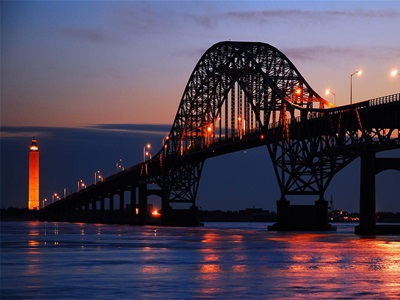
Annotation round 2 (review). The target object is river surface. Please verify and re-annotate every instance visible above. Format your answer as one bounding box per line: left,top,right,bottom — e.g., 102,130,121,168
1,221,399,299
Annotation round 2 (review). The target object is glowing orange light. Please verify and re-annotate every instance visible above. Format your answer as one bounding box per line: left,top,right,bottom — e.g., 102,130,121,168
28,137,40,210
295,88,302,95
260,134,265,140
207,126,212,132
151,209,160,217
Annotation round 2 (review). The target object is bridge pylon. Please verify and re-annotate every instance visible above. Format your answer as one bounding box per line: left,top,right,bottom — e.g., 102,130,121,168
268,197,335,231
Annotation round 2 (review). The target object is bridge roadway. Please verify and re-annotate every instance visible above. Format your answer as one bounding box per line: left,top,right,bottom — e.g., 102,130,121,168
42,93,400,233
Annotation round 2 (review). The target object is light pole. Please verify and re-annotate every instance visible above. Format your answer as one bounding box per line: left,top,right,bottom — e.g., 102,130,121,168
42,198,47,209
52,193,60,204
350,70,362,104
63,188,68,199
78,179,86,192
94,170,103,184
162,136,169,153
143,144,151,162
115,159,124,173
325,89,336,106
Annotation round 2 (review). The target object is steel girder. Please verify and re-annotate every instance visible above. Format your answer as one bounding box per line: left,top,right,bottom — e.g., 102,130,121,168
150,41,340,205
150,41,399,206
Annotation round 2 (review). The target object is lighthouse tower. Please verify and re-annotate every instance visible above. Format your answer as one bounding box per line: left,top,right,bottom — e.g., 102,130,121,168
28,137,40,210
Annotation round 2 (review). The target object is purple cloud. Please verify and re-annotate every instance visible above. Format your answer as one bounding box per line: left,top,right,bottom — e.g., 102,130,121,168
60,27,114,44
190,8,399,28
283,45,400,61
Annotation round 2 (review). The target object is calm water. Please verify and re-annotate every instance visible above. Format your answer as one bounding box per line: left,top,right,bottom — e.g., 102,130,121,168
1,221,399,299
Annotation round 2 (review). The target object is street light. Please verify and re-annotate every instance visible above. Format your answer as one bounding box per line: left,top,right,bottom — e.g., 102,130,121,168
350,70,362,104
78,179,86,192
115,159,124,173
325,89,336,106
162,136,170,154
391,69,400,77
94,170,103,184
52,193,60,204
42,198,47,209
143,144,151,162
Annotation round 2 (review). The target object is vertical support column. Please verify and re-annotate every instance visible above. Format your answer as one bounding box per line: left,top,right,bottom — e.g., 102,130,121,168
91,199,96,222
109,194,114,211
100,197,105,222
356,151,376,234
225,90,229,140
119,191,125,211
130,186,137,220
275,197,290,230
231,85,235,140
84,201,90,222
138,183,147,225
161,191,172,225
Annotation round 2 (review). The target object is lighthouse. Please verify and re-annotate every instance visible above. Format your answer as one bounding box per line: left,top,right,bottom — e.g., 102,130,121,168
28,137,40,210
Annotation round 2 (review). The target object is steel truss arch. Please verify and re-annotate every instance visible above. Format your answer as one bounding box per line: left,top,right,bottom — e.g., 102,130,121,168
151,41,340,205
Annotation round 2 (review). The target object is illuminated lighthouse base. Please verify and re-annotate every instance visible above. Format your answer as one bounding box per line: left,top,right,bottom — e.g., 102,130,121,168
28,137,40,210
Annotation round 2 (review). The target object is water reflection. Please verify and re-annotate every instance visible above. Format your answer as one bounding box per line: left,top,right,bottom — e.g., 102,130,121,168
1,221,400,299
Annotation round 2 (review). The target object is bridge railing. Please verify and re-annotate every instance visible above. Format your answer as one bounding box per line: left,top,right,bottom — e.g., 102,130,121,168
368,93,400,107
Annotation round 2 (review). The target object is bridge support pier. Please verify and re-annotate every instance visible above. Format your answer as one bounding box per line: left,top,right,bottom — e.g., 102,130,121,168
138,183,148,225
355,151,376,235
355,154,400,235
268,197,335,231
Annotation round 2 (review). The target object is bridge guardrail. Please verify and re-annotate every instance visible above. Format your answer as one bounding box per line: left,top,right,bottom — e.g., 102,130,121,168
368,93,400,107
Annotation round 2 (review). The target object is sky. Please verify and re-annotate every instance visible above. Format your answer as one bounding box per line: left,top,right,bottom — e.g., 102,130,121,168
1,0,400,213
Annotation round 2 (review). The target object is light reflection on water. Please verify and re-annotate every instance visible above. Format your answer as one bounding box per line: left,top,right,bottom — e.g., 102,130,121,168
1,221,399,299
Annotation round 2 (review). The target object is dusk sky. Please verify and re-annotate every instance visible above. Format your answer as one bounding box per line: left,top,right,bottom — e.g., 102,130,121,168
1,1,399,212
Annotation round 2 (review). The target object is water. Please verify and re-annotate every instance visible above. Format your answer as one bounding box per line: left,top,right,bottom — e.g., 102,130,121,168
1,221,399,299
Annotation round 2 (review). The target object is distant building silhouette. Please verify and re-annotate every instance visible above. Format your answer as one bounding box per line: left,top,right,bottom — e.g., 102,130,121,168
28,137,39,210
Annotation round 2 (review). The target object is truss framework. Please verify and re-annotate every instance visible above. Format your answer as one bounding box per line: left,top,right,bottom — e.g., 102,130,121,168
145,41,399,207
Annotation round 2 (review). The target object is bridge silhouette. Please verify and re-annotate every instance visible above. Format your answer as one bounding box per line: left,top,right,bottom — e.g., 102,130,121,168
41,41,400,234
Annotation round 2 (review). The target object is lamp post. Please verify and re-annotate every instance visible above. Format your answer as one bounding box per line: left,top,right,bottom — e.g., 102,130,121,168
143,144,151,162
42,198,47,209
52,193,60,204
78,179,86,192
94,170,103,184
325,89,336,106
115,159,124,173
63,188,68,199
391,69,400,77
162,136,169,155
350,70,362,104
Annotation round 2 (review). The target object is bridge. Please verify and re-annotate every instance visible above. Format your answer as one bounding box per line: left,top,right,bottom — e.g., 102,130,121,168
41,41,400,234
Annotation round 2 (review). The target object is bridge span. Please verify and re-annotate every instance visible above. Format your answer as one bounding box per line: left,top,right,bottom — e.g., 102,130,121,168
41,41,400,234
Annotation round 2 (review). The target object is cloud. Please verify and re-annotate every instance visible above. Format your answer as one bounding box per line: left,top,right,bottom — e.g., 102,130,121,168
223,8,399,23
1,124,171,140
59,27,114,44
0,127,53,139
189,8,399,29
88,124,171,136
282,45,400,61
